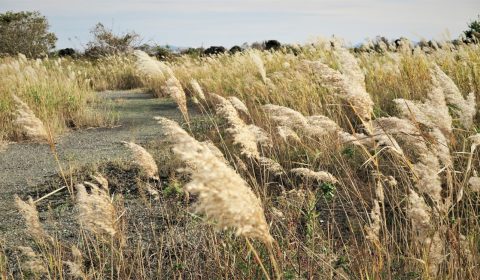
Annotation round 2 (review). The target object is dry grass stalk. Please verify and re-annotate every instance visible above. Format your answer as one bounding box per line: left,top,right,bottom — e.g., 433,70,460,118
133,50,165,80
357,114,449,272
394,73,452,136
262,104,308,130
276,125,301,144
163,77,189,122
305,115,346,138
381,75,457,276
134,50,174,76
263,104,346,140
426,231,445,276
234,154,249,173
176,142,273,244
211,94,244,127
156,116,214,171
249,52,267,83
90,173,109,189
64,261,86,279
431,64,476,128
353,131,404,155
290,167,338,184
159,116,273,244
468,176,480,192
190,79,206,101
407,189,433,237
76,182,117,237
263,104,399,154
365,199,382,244
122,141,159,180
333,44,366,89
374,117,445,207
407,189,444,276
17,246,47,276
201,140,228,163
306,60,373,123
11,94,48,142
64,245,86,278
155,116,191,139
227,96,251,119
245,124,272,148
229,125,262,158
213,94,270,158
258,156,285,176
469,133,480,151
365,178,386,246
14,195,49,241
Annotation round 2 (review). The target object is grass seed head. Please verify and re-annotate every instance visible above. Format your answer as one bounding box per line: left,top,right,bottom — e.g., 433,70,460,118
76,182,117,237
11,94,49,142
160,117,273,244
122,141,159,180
290,167,338,184
14,195,49,241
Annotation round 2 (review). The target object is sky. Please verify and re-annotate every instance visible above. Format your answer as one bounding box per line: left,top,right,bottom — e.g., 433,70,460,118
1,0,479,49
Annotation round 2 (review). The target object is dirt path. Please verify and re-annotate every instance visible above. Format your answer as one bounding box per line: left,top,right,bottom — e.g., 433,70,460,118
0,90,189,243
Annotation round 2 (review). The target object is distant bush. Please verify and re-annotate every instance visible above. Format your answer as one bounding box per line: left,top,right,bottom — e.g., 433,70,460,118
283,44,301,56
204,46,226,56
58,48,76,57
85,23,140,58
250,41,265,50
181,47,204,58
265,40,281,51
154,46,174,60
229,45,242,54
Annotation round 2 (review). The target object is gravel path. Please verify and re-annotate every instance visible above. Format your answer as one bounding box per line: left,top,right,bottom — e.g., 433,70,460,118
0,90,189,243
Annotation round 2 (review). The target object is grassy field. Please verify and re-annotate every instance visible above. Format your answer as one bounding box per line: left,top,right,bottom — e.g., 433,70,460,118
1,39,480,279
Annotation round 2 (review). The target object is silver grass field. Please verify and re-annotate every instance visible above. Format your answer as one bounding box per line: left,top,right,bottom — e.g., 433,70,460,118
1,38,480,279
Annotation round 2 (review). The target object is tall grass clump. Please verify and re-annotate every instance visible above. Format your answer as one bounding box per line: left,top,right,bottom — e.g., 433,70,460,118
0,55,112,141
143,39,480,278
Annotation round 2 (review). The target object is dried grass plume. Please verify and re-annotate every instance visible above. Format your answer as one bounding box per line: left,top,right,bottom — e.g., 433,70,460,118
11,94,49,142
122,141,159,180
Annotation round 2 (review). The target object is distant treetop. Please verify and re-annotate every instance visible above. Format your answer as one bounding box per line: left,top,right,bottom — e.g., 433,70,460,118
464,15,480,42
0,11,57,58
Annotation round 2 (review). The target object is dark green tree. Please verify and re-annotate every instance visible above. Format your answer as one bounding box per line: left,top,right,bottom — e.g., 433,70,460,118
464,15,480,42
0,11,57,58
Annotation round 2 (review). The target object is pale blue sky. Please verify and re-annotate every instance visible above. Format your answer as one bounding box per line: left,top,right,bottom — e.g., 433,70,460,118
1,0,479,49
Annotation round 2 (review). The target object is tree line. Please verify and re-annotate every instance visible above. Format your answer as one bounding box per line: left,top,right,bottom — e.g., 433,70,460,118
1,10,479,59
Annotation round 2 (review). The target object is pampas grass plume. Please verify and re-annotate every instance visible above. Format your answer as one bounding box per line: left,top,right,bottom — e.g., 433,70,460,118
159,116,273,244
15,195,49,241
122,141,159,180
11,94,49,142
76,182,117,237
249,52,267,83
290,167,338,184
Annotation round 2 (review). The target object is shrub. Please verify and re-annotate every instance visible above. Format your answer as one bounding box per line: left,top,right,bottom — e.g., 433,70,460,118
58,48,76,57
84,23,140,58
229,45,242,54
265,40,281,51
204,46,226,56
